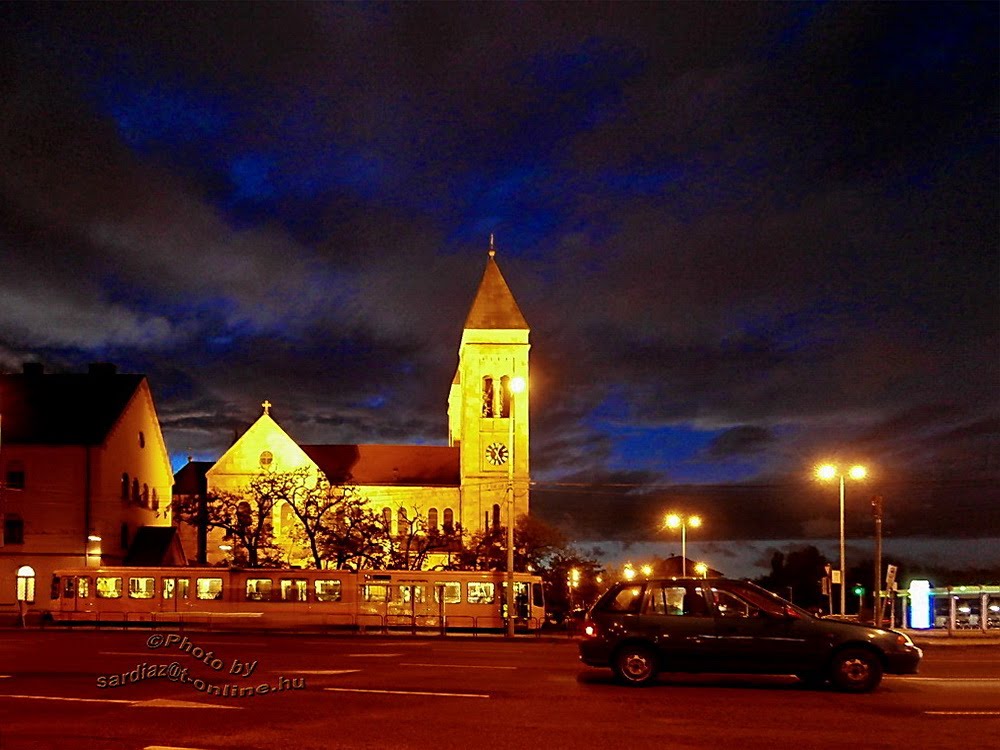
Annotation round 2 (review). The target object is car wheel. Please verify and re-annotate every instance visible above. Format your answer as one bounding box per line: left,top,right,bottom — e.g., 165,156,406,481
613,644,658,686
829,648,883,693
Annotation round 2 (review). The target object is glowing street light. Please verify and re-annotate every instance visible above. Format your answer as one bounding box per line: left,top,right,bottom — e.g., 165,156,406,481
816,463,867,615
623,563,636,581
641,564,653,577
693,562,708,579
664,513,702,576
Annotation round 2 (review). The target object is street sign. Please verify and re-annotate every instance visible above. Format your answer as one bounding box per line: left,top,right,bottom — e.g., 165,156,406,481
831,570,842,585
885,564,897,591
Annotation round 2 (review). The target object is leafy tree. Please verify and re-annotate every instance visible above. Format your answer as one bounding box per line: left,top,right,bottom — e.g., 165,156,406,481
755,545,830,609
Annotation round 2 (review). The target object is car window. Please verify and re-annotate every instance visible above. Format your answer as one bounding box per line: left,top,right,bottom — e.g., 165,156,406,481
604,584,645,613
646,584,686,615
712,589,758,618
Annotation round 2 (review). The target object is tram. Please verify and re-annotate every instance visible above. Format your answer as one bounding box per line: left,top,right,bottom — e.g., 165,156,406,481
48,567,545,632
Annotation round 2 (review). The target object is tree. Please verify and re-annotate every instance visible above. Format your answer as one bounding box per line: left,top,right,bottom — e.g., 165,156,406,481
755,545,830,609
174,472,287,567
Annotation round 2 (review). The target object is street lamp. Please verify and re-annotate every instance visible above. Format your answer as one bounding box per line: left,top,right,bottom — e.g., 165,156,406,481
816,463,867,615
664,513,701,576
693,562,708,579
623,563,636,581
506,375,526,638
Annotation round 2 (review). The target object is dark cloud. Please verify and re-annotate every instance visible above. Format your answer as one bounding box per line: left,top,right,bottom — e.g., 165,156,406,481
1,2,996,551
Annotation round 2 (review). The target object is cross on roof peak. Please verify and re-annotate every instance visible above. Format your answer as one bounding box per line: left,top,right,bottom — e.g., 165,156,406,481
261,399,272,415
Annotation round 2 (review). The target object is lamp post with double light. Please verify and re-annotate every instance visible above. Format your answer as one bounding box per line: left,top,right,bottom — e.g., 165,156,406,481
664,513,702,577
505,375,526,638
816,463,867,615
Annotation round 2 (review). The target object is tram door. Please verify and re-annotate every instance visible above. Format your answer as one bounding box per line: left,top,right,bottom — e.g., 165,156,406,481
61,575,92,613
161,577,191,612
500,581,530,621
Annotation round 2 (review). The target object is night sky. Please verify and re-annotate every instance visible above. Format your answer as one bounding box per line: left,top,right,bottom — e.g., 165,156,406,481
2,3,997,572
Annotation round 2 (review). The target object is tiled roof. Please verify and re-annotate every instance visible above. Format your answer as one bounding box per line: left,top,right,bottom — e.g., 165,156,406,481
0,366,144,445
301,444,460,486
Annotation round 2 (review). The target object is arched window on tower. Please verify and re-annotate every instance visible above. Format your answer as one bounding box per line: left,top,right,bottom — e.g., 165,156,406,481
382,507,392,534
443,508,454,533
500,375,511,418
280,503,294,538
131,479,140,505
482,377,495,417
492,503,501,530
398,508,410,537
121,473,130,501
428,508,439,532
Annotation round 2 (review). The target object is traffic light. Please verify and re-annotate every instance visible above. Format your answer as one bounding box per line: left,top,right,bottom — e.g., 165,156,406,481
852,584,865,597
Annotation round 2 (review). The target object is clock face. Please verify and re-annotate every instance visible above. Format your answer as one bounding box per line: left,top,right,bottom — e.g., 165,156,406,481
485,441,509,466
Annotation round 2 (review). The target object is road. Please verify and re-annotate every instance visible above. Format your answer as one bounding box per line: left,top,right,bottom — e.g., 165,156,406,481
0,630,997,749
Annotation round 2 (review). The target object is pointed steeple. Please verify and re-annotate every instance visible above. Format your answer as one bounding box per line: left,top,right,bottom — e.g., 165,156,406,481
463,238,528,330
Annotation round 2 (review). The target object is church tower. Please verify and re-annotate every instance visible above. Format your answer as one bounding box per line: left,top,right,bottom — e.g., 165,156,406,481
448,239,530,533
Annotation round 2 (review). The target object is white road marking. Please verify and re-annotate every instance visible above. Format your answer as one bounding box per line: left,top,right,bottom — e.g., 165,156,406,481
925,711,1000,716
324,687,488,698
897,677,1000,682
0,693,240,709
277,669,360,675
401,663,516,670
145,746,211,750
99,651,164,656
0,675,11,679
346,653,401,657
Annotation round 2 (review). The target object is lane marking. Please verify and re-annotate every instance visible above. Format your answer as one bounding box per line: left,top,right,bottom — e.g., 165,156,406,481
346,653,401,658
100,651,164,656
145,746,211,750
925,711,1000,716
0,675,11,679
277,669,360,675
401,663,516,670
896,677,1000,682
324,687,488,699
0,694,240,709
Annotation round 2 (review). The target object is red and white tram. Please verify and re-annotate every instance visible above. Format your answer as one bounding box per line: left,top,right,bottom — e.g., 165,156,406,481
48,567,545,632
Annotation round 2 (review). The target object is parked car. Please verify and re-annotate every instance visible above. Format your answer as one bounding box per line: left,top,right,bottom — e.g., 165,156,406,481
578,578,921,692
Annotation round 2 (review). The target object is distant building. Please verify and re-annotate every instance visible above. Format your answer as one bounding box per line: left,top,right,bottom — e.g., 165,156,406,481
181,245,532,568
0,363,181,618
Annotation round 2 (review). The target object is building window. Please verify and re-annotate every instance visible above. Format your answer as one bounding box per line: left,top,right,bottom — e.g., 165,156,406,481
279,503,294,537
4,516,24,545
120,523,129,550
443,508,454,532
141,483,150,508
151,489,159,512
427,508,439,531
259,451,273,468
138,431,145,448
381,507,392,533
16,565,36,604
482,376,495,417
6,461,25,490
398,508,410,536
492,504,501,530
121,473,130,501
131,478,140,505
500,375,511,418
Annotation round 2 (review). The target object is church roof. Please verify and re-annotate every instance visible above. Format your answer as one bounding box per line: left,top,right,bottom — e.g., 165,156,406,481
0,364,144,445
173,460,212,495
463,252,528,330
301,444,460,487
123,526,188,566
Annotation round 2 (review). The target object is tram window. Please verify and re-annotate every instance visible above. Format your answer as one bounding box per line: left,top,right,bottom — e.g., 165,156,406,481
196,577,224,600
533,583,543,607
315,579,342,602
52,575,62,600
128,577,155,599
363,584,392,602
246,578,273,602
163,578,175,599
176,579,189,599
78,577,90,598
400,585,425,604
280,579,307,602
96,576,123,599
62,577,75,599
434,582,461,605
163,578,190,599
467,582,495,604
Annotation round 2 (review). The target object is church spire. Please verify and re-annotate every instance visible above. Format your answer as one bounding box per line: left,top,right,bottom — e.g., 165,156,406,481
463,238,528,330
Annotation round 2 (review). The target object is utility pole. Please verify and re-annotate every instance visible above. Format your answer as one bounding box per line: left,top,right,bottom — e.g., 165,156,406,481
872,495,883,625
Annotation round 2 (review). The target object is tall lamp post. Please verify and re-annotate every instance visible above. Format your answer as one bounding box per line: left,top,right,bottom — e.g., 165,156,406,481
816,464,867,615
505,375,526,638
664,513,701,577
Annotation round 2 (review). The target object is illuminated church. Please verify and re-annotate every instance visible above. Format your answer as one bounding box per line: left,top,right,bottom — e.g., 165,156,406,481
176,244,531,566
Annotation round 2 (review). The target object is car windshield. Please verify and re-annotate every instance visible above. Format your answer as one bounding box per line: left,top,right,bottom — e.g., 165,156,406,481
595,583,645,613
